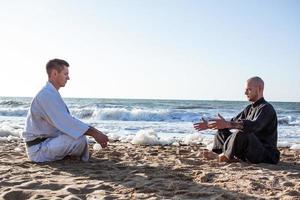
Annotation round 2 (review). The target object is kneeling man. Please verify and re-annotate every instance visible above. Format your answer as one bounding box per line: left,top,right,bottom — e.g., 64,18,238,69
22,59,108,162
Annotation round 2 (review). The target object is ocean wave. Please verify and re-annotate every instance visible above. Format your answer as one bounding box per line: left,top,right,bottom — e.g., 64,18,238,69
0,100,26,106
0,121,23,138
0,108,28,117
71,108,95,119
175,105,214,109
95,108,171,121
72,107,200,122
278,116,300,126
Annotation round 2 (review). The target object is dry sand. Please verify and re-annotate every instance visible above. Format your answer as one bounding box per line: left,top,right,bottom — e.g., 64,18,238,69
0,140,300,200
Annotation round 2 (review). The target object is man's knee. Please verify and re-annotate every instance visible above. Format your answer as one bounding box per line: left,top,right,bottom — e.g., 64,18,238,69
212,129,232,154
235,132,250,143
236,133,266,163
74,136,88,149
61,134,87,145
47,135,87,157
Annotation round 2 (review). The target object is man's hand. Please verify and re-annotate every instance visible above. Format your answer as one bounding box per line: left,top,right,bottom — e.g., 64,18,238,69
93,130,109,148
193,117,209,131
207,113,231,130
85,127,109,148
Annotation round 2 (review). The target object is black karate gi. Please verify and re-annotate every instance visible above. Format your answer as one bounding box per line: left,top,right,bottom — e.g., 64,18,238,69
212,98,280,164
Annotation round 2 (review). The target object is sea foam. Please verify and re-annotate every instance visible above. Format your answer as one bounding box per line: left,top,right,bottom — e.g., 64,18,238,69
182,132,203,145
277,141,291,148
290,144,300,150
131,129,175,145
0,121,22,137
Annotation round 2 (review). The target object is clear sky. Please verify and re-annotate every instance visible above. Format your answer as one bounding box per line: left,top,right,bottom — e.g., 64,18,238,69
0,0,299,102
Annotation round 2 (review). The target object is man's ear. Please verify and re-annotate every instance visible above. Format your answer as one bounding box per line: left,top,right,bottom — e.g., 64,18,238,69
52,69,58,77
49,69,57,79
258,85,264,94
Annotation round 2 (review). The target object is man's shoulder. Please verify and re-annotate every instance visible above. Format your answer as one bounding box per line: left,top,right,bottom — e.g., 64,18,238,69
261,99,274,108
35,84,57,101
259,100,276,114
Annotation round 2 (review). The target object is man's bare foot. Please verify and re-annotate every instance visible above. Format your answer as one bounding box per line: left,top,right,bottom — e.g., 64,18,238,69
218,153,240,163
203,150,219,160
218,153,230,162
202,150,238,163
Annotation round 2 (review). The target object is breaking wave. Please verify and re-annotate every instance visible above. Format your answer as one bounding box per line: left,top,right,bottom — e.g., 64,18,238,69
72,107,200,122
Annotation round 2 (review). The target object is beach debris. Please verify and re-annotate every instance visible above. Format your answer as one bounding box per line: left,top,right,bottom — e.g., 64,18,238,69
14,147,23,152
93,143,102,151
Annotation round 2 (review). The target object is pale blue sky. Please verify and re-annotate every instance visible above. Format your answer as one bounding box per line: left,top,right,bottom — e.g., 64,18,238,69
0,0,299,101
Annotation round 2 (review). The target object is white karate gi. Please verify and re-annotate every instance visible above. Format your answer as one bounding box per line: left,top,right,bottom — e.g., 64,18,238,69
22,82,90,162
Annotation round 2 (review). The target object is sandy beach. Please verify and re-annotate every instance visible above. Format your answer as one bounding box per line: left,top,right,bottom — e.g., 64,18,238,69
0,140,299,200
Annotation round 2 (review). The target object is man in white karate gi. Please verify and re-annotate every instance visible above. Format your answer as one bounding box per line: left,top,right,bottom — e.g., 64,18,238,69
22,59,108,162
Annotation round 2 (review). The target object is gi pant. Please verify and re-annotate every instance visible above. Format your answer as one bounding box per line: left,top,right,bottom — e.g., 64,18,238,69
26,134,89,162
212,129,280,164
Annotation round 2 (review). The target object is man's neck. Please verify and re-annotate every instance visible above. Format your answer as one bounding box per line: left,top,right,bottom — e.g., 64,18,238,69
251,96,264,107
49,80,60,91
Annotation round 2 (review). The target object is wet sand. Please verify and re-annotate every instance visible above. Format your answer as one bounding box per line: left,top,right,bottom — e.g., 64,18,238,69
0,140,300,200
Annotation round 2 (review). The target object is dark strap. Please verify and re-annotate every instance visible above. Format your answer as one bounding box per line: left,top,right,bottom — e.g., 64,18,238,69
26,138,48,147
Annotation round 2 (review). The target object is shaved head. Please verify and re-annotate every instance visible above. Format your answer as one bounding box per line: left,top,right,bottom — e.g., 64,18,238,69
245,76,264,102
247,76,264,90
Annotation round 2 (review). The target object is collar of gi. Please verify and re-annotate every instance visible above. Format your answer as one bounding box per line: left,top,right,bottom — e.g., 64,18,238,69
252,97,265,108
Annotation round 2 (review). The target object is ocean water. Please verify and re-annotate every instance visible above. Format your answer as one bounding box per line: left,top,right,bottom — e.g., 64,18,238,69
0,96,299,147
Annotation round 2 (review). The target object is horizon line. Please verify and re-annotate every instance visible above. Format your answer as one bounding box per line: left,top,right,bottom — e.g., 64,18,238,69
0,95,299,104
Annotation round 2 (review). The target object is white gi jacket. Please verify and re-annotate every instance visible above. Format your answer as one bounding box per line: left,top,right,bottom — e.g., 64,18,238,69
22,82,90,162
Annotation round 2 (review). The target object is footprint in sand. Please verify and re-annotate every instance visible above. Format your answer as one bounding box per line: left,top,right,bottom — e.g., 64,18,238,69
282,181,295,187
284,190,300,197
198,172,216,183
1,190,32,200
17,181,65,191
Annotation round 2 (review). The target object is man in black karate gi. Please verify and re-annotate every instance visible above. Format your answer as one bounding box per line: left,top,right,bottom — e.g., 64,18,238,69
194,76,280,164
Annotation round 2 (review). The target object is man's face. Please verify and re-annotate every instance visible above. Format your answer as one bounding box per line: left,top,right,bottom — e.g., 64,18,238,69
244,81,259,102
55,65,70,88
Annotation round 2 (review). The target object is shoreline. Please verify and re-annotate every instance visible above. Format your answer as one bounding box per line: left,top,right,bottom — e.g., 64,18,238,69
0,141,300,199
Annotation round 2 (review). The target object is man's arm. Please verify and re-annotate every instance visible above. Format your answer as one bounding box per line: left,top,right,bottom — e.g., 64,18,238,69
85,127,109,148
229,120,244,130
207,114,244,130
194,114,244,132
38,92,89,139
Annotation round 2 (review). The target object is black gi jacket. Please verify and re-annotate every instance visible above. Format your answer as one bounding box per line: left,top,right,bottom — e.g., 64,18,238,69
232,97,280,162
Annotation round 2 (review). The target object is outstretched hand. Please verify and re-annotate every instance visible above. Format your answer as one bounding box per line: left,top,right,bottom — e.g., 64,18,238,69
193,117,209,131
207,113,230,130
